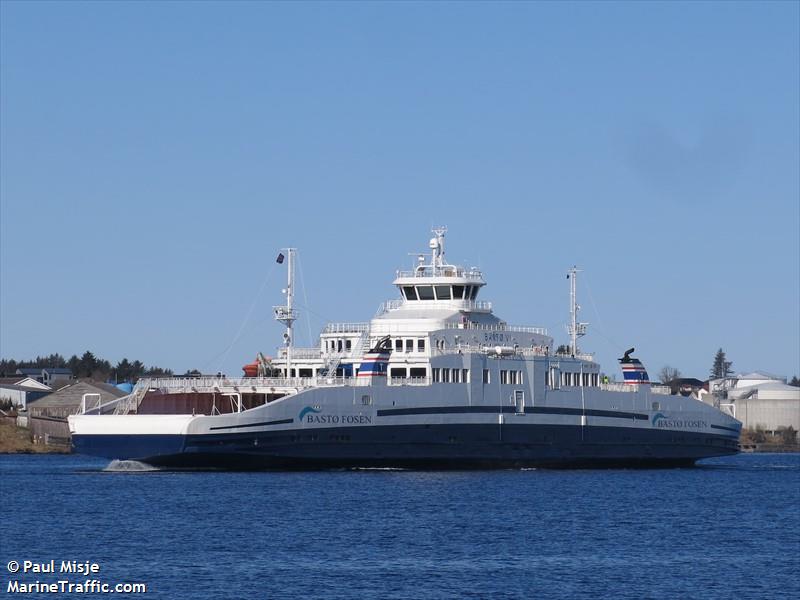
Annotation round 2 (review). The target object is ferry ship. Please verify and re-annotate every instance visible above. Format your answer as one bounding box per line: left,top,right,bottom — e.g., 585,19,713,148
69,228,741,468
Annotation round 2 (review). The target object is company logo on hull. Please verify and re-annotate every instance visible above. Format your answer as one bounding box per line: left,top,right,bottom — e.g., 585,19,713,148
652,412,708,429
298,405,373,425
298,406,322,421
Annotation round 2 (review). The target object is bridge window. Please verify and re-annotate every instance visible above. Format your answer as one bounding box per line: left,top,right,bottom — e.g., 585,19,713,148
452,285,465,299
405,339,413,353
435,285,452,300
417,286,434,300
403,286,417,301
470,286,479,300
417,339,425,352
346,339,352,351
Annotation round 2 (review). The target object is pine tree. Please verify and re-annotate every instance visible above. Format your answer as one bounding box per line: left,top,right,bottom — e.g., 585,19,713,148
710,348,733,379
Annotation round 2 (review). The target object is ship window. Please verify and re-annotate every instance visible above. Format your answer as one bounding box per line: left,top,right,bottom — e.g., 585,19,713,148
410,367,426,378
452,369,461,383
390,367,407,378
518,371,524,384
464,286,472,300
435,285,452,300
337,340,343,352
403,286,417,301
395,339,402,352
463,369,470,383
417,339,425,352
442,369,451,383
417,286,434,300
452,285,465,299
652,401,660,411
470,286,479,300
483,369,490,384
346,339,352,351
362,395,372,406
500,370,509,385
548,368,560,390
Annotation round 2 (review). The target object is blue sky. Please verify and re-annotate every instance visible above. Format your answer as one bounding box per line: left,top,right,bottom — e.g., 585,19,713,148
1,1,798,380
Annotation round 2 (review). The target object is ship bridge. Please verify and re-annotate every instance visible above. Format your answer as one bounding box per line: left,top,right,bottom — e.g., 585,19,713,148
390,227,489,312
371,227,522,339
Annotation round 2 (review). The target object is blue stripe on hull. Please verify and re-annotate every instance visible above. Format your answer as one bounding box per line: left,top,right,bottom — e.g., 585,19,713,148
73,423,739,470
73,433,185,460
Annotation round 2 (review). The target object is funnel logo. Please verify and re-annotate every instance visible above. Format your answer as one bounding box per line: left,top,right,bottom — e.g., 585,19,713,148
298,406,322,421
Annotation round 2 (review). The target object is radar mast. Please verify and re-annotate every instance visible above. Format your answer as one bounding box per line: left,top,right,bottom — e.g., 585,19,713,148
567,266,588,356
274,248,297,377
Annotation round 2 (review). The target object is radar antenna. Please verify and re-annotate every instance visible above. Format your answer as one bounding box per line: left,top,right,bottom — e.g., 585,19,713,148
430,226,447,273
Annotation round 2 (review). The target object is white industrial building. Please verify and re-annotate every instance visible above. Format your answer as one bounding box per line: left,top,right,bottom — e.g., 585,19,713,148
709,371,800,435
0,377,52,409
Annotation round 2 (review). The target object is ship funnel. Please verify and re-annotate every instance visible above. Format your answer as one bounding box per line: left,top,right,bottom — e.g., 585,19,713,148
618,348,650,385
357,336,392,383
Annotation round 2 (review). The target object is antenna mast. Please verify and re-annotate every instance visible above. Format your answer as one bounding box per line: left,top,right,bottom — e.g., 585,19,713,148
567,266,588,356
274,248,298,377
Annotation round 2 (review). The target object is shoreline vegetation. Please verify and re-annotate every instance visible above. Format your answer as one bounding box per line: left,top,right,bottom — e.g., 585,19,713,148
0,420,69,454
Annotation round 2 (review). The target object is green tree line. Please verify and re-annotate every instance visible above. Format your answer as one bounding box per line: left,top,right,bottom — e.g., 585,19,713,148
0,351,173,383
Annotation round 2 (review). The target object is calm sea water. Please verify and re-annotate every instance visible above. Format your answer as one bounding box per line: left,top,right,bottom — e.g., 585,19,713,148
1,453,798,599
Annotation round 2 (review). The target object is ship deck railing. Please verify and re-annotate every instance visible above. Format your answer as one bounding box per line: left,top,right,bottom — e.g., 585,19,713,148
276,347,323,359
435,343,551,358
444,322,548,335
322,322,370,334
388,376,432,386
599,382,672,395
395,267,484,281
377,298,493,315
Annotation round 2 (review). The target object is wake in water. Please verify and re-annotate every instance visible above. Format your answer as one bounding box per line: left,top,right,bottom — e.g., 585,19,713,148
103,459,161,472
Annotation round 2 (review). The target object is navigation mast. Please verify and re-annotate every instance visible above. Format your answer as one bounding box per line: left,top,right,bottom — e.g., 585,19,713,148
274,248,298,377
567,266,588,356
